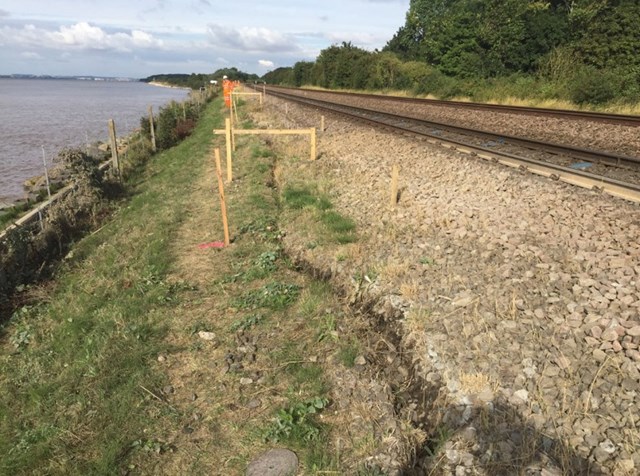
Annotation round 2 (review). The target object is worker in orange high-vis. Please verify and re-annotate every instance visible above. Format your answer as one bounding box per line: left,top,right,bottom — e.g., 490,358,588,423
223,75,232,108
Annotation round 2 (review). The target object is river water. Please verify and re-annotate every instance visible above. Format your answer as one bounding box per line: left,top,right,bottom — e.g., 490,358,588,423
0,79,190,202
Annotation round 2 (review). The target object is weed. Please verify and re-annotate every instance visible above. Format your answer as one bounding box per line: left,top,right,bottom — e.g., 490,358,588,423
131,438,173,455
235,282,301,310
230,314,264,332
255,251,278,271
423,425,452,458
262,397,329,443
316,314,338,343
420,257,435,265
338,341,360,368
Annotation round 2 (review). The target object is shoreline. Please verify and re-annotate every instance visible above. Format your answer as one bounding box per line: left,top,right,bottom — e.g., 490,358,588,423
148,81,192,91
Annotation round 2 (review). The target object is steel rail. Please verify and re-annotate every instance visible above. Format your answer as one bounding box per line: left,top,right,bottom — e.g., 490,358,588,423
265,84,640,127
261,86,640,204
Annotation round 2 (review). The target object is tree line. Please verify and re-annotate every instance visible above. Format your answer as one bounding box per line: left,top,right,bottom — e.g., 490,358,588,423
143,68,259,90
263,0,640,105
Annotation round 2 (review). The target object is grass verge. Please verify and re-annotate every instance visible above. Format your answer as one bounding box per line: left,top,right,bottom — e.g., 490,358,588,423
0,97,372,475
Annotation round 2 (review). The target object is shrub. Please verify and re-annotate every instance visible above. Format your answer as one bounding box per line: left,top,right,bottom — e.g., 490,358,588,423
569,67,618,105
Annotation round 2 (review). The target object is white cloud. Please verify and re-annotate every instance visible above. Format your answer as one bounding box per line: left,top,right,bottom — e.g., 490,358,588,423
206,24,299,53
258,59,274,67
0,22,163,52
21,51,42,59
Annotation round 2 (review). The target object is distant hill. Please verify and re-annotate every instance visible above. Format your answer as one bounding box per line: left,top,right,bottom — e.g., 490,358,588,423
0,74,137,81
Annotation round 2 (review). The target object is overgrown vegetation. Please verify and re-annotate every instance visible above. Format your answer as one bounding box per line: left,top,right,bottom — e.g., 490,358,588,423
263,1,640,107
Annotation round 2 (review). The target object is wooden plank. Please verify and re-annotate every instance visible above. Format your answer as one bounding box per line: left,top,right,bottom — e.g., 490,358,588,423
213,129,314,135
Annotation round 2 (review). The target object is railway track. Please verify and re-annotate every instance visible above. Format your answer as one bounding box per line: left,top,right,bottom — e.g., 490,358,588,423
264,84,640,127
254,85,640,204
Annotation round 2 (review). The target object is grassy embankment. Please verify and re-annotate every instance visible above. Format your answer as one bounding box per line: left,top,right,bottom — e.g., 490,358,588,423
0,97,364,474
301,84,640,115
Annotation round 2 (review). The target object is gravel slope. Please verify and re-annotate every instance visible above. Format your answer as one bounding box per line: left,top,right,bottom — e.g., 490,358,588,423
253,95,640,475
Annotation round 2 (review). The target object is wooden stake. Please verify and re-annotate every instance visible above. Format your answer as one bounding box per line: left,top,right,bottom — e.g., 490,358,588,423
229,108,236,152
108,119,120,179
148,105,157,152
214,148,230,246
41,146,51,199
225,118,233,182
390,164,399,208
320,116,325,132
310,128,317,161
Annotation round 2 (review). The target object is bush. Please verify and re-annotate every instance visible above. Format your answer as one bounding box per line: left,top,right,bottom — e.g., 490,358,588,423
153,100,203,151
569,67,618,105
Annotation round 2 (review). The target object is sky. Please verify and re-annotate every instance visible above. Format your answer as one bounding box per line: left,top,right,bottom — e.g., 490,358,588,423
0,0,410,79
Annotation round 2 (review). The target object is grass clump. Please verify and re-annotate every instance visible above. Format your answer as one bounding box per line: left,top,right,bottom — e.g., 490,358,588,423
282,184,356,245
283,185,332,211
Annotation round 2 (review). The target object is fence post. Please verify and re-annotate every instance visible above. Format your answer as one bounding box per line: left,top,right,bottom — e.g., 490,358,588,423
108,119,120,179
390,164,399,208
41,146,51,199
225,118,233,182
148,106,157,153
310,128,317,161
214,148,230,247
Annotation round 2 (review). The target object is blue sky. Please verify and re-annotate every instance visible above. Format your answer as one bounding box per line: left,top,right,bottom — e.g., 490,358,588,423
0,0,409,78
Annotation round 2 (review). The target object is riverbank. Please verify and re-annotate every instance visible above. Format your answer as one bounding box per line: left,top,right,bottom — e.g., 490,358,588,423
148,80,193,90
0,78,190,202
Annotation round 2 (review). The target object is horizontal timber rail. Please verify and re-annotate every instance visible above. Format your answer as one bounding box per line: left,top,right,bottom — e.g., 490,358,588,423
257,85,640,204
264,84,640,127
0,161,113,242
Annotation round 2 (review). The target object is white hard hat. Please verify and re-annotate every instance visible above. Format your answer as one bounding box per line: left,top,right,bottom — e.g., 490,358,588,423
223,75,228,79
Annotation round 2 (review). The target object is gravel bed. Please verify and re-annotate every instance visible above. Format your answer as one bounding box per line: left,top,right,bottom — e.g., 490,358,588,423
253,96,640,475
280,88,640,159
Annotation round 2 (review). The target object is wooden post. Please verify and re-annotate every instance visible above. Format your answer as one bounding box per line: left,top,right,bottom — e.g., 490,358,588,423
214,148,230,247
108,119,120,179
229,108,236,152
41,146,51,199
310,128,317,161
148,105,157,153
182,102,187,120
390,164,399,207
320,116,325,132
225,118,233,182
260,92,264,107
233,96,239,124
